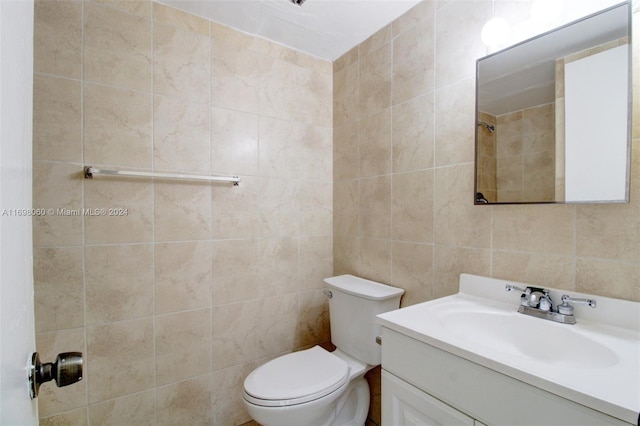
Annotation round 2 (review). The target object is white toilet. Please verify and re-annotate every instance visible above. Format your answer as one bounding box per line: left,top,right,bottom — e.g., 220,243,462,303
242,274,404,426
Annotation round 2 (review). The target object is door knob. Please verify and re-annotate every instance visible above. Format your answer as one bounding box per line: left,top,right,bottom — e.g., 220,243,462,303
29,351,83,399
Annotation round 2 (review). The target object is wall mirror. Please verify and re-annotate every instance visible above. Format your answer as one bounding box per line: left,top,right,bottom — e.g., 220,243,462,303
475,1,632,204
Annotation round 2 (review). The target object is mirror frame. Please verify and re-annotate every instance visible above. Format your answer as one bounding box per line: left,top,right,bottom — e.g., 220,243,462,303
474,1,633,205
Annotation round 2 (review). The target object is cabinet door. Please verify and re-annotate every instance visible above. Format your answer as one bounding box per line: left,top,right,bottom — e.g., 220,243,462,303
382,370,474,426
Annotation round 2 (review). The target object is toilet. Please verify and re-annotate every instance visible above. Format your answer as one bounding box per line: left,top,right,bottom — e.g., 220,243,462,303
242,274,404,426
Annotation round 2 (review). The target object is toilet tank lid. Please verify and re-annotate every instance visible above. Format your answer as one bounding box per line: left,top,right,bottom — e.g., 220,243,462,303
324,275,404,301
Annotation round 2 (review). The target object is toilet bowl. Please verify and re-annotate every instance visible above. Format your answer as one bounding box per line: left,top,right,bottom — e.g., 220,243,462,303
243,346,370,426
242,275,404,426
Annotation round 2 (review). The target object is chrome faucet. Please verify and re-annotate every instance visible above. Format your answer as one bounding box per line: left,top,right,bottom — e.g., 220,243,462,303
505,284,596,325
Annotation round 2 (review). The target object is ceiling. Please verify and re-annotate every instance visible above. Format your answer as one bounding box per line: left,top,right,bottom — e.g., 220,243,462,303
156,0,422,61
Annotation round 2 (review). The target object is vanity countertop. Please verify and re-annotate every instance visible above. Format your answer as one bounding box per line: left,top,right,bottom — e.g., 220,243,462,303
377,274,640,424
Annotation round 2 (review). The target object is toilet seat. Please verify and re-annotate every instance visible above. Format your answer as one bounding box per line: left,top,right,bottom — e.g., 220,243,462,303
243,346,350,408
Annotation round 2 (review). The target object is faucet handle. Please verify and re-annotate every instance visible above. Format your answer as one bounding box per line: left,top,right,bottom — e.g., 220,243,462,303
505,284,527,293
505,284,535,307
561,294,596,307
558,294,597,315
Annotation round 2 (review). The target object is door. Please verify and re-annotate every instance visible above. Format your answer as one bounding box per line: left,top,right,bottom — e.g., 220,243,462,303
0,0,38,424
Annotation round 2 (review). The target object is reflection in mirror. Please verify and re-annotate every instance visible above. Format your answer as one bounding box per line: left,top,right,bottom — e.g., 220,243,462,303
475,1,632,204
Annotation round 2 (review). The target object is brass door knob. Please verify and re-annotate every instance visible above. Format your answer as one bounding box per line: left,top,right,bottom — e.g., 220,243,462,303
29,351,83,398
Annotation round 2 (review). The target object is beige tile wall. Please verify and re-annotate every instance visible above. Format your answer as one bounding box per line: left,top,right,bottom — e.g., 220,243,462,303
495,104,556,202
334,2,640,423
32,1,332,424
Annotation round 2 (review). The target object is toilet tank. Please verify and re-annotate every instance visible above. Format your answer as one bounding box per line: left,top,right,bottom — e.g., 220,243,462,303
324,275,404,366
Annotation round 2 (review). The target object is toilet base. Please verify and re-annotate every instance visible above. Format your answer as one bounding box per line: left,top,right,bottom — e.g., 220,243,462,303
243,375,370,426
332,376,370,426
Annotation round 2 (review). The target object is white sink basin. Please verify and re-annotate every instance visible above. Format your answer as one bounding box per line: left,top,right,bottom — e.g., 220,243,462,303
436,308,619,368
377,274,640,424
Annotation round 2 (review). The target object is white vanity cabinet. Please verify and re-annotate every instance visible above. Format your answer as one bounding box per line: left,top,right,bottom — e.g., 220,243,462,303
382,370,479,426
380,328,632,426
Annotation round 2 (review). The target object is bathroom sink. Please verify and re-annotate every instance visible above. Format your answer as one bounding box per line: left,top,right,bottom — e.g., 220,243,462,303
436,309,619,368
377,274,640,424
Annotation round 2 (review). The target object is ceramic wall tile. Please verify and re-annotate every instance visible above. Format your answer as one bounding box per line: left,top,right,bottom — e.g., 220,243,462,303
88,391,155,426
298,126,333,181
576,203,640,262
85,244,153,325
154,22,209,103
84,84,152,169
211,239,260,305
392,20,435,105
211,363,256,426
34,0,82,79
493,205,575,255
300,181,333,236
154,96,210,173
334,123,359,181
392,170,434,243
211,45,260,114
576,259,640,302
83,178,153,245
34,247,84,333
359,176,391,240
153,2,208,35
392,93,435,173
359,43,391,117
93,0,152,18
360,24,392,57
359,109,392,177
84,2,152,91
434,78,475,166
258,238,299,297
333,237,360,276
358,239,392,284
40,408,88,426
492,251,576,291
154,182,212,241
86,318,154,403
156,375,213,426
391,242,433,306
33,75,82,163
334,180,360,238
155,309,212,385
258,117,302,179
257,177,300,237
434,164,491,248
155,241,212,314
211,176,261,240
433,245,490,299
32,162,83,247
297,290,330,348
259,58,332,127
435,1,491,88
333,60,360,126
211,107,259,176
299,236,334,292
212,295,297,370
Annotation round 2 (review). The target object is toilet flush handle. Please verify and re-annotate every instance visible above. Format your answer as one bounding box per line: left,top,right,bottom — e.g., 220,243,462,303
323,290,332,299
